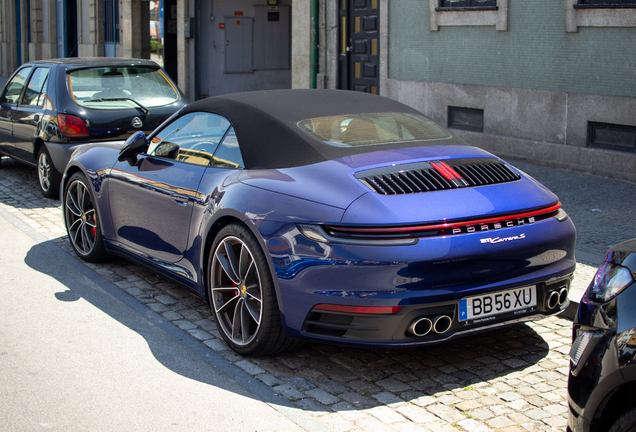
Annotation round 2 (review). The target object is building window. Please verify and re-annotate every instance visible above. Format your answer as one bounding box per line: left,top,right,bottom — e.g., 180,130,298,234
438,0,497,10
566,0,636,31
448,107,484,132
588,122,636,153
429,0,508,31
576,0,636,7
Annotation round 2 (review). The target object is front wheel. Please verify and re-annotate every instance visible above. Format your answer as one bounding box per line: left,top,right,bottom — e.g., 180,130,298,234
38,147,61,198
609,408,636,432
63,172,107,262
208,223,301,356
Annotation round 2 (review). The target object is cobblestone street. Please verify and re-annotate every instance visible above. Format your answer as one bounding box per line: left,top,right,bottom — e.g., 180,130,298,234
2,156,635,432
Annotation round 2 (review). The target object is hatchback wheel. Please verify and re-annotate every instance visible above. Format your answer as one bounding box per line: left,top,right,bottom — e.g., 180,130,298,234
208,223,301,356
64,172,107,262
38,147,61,198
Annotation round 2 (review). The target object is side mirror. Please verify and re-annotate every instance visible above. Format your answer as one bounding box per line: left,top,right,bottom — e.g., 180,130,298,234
118,131,149,165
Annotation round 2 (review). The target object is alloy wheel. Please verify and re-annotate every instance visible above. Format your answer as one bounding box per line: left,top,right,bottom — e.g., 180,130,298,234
38,151,51,192
211,236,263,346
65,179,98,256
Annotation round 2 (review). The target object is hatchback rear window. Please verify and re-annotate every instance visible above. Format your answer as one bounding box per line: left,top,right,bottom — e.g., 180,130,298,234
68,67,179,109
297,112,451,147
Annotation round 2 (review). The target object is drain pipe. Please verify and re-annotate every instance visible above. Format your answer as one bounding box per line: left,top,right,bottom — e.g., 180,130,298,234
310,0,319,89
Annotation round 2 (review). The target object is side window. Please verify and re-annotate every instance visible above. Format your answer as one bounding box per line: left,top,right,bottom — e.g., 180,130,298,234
1,67,33,104
21,67,50,107
212,127,244,169
147,112,231,166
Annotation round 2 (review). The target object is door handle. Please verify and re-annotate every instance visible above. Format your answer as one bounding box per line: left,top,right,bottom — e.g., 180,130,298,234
170,194,188,205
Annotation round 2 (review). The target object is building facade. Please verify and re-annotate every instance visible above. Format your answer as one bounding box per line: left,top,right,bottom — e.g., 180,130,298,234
1,0,634,181
310,0,636,182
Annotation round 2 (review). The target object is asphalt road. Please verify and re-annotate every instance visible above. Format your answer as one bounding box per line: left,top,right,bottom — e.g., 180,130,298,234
1,155,635,432
0,188,324,432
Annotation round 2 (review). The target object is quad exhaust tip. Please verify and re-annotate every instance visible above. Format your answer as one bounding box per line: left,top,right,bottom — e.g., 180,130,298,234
546,286,569,309
433,315,452,334
407,315,452,337
408,317,432,337
558,287,569,305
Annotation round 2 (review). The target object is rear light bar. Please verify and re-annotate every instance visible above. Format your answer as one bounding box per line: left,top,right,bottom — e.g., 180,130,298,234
312,304,403,314
298,203,565,245
327,202,562,237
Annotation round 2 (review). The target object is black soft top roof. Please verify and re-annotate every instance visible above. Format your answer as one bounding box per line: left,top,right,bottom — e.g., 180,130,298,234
180,89,457,169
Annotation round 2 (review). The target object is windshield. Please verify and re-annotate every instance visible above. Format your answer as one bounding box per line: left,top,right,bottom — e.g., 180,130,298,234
68,66,179,109
298,112,451,147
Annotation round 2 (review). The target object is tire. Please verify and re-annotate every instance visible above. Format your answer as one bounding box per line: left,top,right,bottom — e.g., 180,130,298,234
63,172,107,262
208,223,302,356
609,408,636,432
38,146,61,198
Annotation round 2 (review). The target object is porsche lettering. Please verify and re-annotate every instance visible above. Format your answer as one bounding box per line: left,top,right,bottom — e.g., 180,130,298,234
452,217,536,235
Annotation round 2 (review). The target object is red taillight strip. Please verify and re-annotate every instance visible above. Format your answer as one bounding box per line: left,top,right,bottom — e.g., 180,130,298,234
312,304,403,314
329,202,562,235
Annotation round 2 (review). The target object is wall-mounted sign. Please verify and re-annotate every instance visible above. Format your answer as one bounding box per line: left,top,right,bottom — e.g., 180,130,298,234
268,7,279,21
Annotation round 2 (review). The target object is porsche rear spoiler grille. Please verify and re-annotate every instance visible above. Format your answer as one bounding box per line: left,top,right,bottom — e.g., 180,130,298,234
355,158,521,195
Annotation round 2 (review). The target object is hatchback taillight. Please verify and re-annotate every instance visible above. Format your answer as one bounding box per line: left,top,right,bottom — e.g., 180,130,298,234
58,114,89,138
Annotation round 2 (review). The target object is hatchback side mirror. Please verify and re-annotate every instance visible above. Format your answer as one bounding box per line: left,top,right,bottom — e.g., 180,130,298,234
118,131,149,165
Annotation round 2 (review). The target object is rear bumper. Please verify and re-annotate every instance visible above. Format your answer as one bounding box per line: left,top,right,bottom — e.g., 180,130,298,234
263,216,577,347
45,140,125,173
299,275,573,347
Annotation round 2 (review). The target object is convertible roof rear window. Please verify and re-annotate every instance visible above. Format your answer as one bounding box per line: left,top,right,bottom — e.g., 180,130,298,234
68,66,179,109
298,112,451,147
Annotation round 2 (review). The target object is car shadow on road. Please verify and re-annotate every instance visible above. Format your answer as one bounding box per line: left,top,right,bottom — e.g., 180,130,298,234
253,321,556,412
22,241,277,403
25,239,564,418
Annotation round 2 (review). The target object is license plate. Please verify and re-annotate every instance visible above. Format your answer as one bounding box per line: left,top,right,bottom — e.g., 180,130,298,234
459,286,537,322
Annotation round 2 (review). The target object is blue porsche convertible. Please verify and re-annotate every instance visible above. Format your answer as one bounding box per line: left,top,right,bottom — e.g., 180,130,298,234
62,89,576,356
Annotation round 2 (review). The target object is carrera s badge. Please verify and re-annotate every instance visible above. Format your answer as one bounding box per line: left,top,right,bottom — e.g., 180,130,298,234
481,233,526,244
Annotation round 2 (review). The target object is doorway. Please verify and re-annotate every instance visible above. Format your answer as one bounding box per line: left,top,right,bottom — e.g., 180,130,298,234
66,0,78,56
162,0,178,82
337,0,379,94
104,0,118,57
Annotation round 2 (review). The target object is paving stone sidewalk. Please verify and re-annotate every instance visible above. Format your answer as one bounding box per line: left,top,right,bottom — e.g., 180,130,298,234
1,156,634,432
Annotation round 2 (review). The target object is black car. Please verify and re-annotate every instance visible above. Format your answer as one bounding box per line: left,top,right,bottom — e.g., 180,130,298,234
568,239,636,432
0,58,187,197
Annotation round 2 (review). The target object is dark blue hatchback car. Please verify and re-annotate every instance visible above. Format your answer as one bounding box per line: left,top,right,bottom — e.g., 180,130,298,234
0,58,186,197
61,89,576,356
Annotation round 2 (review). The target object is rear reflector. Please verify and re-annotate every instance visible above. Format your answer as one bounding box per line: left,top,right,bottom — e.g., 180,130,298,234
312,304,402,314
